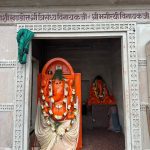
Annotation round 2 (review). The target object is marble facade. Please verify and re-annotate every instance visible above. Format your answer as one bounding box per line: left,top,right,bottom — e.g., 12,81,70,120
0,7,150,150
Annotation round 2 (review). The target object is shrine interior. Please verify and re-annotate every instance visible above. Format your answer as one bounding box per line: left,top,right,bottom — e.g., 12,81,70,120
30,37,125,149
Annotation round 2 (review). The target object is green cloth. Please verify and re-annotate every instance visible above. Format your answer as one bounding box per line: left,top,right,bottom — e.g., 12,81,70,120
17,29,34,64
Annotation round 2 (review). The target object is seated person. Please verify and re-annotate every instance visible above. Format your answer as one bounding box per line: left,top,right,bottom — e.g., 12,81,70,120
87,75,116,105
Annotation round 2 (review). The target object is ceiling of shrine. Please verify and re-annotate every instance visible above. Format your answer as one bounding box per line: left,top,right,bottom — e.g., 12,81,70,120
0,0,150,7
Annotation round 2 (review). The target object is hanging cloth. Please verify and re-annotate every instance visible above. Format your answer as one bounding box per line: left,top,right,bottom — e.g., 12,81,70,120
17,29,34,64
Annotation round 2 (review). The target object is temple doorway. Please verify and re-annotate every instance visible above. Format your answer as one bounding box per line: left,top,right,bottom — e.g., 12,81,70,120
30,37,125,149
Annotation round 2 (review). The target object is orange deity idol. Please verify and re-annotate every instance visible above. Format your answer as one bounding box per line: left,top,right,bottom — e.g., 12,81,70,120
87,75,116,105
35,58,81,150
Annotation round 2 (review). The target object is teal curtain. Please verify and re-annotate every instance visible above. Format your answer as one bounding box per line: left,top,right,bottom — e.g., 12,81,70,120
17,29,34,64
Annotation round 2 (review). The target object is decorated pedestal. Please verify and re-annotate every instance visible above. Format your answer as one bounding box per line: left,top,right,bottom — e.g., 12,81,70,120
35,58,81,150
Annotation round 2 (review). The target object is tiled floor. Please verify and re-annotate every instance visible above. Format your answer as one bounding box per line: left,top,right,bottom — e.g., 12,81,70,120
82,127,125,150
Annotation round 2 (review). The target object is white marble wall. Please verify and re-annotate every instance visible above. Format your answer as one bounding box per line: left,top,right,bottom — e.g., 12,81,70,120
0,26,17,60
137,24,150,149
0,112,13,148
0,21,150,150
0,68,15,103
0,26,17,149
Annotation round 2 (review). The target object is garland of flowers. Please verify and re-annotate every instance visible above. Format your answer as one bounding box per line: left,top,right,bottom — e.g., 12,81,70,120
40,78,78,134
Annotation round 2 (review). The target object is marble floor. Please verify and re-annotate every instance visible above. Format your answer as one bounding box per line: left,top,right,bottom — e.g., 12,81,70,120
82,127,125,150
30,127,125,150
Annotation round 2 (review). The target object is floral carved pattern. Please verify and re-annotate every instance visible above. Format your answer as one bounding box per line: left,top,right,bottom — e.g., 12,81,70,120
13,63,25,150
17,22,141,150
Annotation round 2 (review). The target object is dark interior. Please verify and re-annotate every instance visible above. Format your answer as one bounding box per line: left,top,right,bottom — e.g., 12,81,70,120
30,38,125,150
